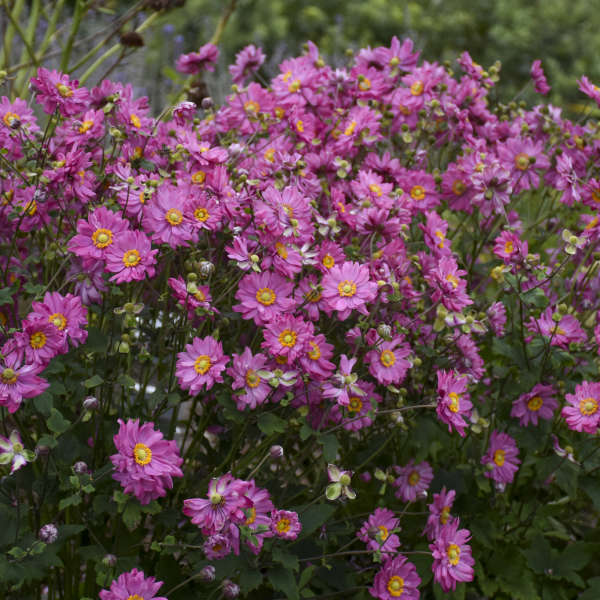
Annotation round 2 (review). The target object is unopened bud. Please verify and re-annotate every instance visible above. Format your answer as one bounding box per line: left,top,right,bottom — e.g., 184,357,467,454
199,564,216,582
201,97,213,110
102,553,117,568
270,445,284,459
39,524,58,544
83,396,99,411
73,461,88,475
222,579,240,598
198,261,214,277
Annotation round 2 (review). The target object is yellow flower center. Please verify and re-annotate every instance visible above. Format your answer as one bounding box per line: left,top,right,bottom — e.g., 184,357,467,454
514,152,530,171
452,179,466,195
92,228,113,248
387,575,404,597
130,113,141,128
256,287,276,306
493,449,505,467
276,243,288,259
378,525,389,541
278,329,297,348
296,119,304,133
192,170,206,184
194,207,209,222
55,82,73,98
337,280,357,297
276,518,291,533
358,77,371,91
30,331,47,349
592,190,600,204
447,543,461,566
435,230,445,248
245,369,260,388
448,392,460,413
133,443,152,466
344,121,357,136
288,79,301,93
79,120,94,133
580,397,598,416
527,396,543,411
165,208,183,226
123,249,141,267
305,288,322,303
504,240,514,254
348,396,363,412
380,349,396,368
410,80,424,96
194,354,212,375
369,183,383,197
410,185,425,201
308,341,321,360
440,506,451,525
274,107,285,119
264,148,276,162
49,313,67,330
0,368,17,385
445,273,459,289
408,470,420,486
127,595,144,600
245,507,257,525
244,100,260,114
2,111,19,127
322,254,335,269
194,289,206,302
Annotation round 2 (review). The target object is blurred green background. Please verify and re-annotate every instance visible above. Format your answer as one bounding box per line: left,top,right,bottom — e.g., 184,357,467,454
136,0,599,111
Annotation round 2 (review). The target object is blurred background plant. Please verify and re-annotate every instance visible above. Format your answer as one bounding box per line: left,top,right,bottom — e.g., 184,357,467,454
1,0,599,115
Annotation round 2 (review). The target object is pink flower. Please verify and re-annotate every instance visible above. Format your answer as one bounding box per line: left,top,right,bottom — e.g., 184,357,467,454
369,555,421,600
358,508,401,554
14,316,65,366
493,230,528,263
511,383,558,426
176,43,219,74
578,75,600,106
436,370,472,436
30,292,88,349
243,481,274,553
393,460,434,502
530,59,550,95
233,271,295,326
176,336,229,394
68,206,129,263
298,333,336,381
423,487,456,541
183,474,252,535
430,519,474,592
110,419,183,505
229,44,266,85
99,568,166,600
30,68,89,116
261,314,312,362
526,308,587,349
104,231,158,283
562,381,600,433
0,350,48,413
203,533,232,559
270,509,301,540
321,261,378,320
487,302,507,336
227,347,271,410
144,184,195,247
425,256,472,313
481,431,520,483
365,336,412,386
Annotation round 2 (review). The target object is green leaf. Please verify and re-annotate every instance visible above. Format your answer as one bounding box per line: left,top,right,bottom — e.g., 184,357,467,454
273,547,299,572
58,494,82,510
117,374,136,388
299,423,313,441
257,413,287,435
319,433,340,462
37,434,58,449
47,408,70,435
555,460,579,497
84,327,108,353
298,503,336,538
0,286,15,305
83,374,104,388
239,568,263,593
268,566,299,600
580,577,600,600
33,392,53,416
122,502,142,531
580,476,600,511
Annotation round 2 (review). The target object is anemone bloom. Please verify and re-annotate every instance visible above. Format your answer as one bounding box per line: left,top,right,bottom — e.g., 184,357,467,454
99,568,166,600
369,555,421,600
430,518,474,592
176,336,229,394
104,230,158,283
110,419,183,505
481,431,520,484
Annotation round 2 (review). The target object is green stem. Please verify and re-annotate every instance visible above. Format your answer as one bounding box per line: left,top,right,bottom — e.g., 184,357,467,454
0,0,25,69
59,0,86,72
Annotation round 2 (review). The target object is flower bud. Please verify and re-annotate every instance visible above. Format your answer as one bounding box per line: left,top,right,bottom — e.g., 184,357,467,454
83,396,99,411
222,579,240,598
270,445,284,459
39,524,58,544
201,97,213,110
73,461,88,475
198,261,215,277
377,323,392,340
102,553,117,568
199,565,216,582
